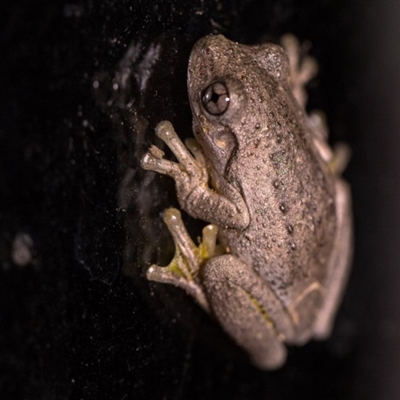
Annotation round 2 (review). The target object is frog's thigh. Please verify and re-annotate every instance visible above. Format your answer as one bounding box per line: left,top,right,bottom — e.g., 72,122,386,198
202,255,287,370
313,179,352,339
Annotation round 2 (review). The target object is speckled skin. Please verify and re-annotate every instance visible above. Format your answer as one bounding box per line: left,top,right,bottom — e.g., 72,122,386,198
141,35,352,369
189,34,336,308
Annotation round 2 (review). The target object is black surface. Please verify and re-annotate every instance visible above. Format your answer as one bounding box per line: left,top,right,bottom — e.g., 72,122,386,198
1,1,400,399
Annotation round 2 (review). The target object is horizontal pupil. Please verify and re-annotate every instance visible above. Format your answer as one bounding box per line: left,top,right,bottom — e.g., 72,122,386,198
202,82,230,115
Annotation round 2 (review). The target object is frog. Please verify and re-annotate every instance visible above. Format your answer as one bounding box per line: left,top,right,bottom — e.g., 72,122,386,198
140,34,352,370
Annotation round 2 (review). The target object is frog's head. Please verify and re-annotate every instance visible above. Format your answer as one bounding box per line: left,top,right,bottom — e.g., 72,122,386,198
188,34,290,175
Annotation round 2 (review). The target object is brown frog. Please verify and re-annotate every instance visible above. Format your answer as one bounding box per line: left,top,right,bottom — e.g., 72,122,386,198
140,34,352,369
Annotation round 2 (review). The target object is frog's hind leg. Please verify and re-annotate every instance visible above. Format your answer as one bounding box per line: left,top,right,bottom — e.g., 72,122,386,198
313,179,353,339
146,208,220,313
202,255,296,370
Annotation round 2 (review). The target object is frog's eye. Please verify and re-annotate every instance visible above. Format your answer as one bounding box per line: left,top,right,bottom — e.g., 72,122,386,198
201,82,230,115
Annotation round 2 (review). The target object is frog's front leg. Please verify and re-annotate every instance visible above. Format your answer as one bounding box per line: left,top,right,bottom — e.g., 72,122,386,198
281,34,318,110
141,121,249,230
202,255,296,370
282,35,351,177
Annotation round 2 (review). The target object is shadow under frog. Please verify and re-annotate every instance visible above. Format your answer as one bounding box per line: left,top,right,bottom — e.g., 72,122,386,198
141,34,352,370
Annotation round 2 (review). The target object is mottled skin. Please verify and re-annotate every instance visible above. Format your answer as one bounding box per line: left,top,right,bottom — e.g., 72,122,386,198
141,35,352,369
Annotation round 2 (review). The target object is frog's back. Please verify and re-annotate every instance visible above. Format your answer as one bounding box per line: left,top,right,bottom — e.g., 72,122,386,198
221,86,337,306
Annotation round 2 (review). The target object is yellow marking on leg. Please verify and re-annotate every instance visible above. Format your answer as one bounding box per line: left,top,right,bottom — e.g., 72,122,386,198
245,292,285,342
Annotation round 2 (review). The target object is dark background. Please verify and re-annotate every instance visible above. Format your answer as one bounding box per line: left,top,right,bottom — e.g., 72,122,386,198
1,1,400,399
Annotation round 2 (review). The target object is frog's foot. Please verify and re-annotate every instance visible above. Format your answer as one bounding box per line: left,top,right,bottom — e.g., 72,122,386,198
307,111,351,175
146,208,221,313
281,34,318,110
329,142,352,176
140,121,209,207
307,110,335,166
